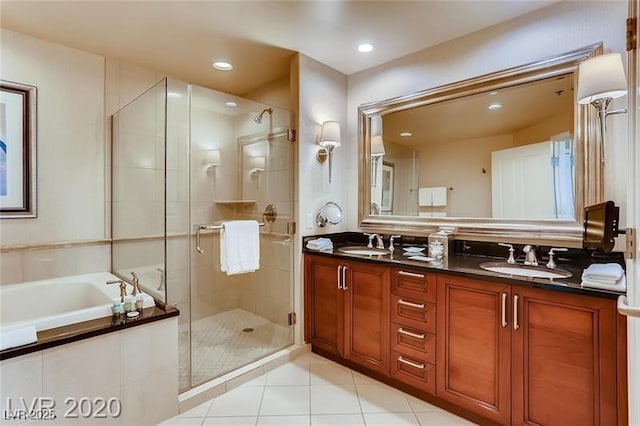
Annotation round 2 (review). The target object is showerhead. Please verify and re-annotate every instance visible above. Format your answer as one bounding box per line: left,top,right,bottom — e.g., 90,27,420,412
253,108,273,124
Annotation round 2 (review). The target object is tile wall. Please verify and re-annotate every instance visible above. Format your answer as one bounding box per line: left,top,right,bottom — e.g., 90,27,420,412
0,318,179,425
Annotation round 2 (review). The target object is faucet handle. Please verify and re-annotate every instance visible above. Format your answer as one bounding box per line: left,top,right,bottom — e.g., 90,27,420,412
130,272,140,296
389,235,401,252
498,243,516,264
364,233,378,248
546,248,568,269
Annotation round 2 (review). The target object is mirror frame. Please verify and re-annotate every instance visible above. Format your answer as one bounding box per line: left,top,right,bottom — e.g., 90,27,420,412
358,43,604,246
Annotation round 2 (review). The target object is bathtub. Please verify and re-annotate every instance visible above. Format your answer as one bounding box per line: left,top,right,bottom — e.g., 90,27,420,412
0,272,156,332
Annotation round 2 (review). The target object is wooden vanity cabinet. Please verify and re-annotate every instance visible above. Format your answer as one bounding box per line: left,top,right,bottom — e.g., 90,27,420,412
436,274,511,425
511,286,618,426
304,254,390,375
437,274,620,426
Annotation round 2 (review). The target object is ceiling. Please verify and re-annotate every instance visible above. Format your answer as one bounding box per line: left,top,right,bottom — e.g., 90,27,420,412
0,1,558,95
384,74,574,147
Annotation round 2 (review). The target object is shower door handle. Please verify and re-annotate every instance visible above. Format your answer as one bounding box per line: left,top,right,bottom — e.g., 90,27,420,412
196,226,204,254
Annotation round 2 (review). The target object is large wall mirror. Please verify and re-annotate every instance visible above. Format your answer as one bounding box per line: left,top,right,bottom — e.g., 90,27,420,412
359,43,604,245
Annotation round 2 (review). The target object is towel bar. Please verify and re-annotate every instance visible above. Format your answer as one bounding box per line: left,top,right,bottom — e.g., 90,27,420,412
196,222,265,254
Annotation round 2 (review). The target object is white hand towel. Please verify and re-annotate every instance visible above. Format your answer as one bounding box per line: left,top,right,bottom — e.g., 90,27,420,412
220,220,260,276
418,188,432,206
581,273,626,292
307,238,333,250
0,325,37,351
582,263,624,284
431,187,448,207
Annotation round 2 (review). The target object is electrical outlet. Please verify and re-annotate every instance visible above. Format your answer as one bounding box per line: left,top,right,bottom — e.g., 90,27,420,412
306,213,314,229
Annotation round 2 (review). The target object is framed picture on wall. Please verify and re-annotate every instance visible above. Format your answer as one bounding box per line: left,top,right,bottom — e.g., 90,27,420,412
0,80,37,218
381,162,394,213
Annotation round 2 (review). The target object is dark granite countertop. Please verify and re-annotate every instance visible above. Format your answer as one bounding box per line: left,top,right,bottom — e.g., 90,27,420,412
303,232,625,300
1,305,179,361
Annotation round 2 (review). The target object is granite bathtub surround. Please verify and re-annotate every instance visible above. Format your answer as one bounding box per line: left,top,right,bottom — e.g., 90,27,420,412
0,316,179,425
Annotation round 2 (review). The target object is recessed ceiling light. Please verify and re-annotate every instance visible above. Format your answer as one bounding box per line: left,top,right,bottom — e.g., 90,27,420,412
212,61,233,71
489,91,498,96
488,103,502,110
167,92,182,98
400,132,413,137
357,43,374,53
225,101,238,107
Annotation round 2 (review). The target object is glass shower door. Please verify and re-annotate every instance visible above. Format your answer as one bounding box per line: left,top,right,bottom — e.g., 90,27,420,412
184,84,295,390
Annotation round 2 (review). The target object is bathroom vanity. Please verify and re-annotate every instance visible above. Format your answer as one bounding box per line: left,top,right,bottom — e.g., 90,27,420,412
303,235,627,426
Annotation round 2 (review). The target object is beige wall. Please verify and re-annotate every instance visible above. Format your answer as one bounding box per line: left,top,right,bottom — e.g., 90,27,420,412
420,134,514,218
347,1,628,231
513,112,572,147
0,29,110,285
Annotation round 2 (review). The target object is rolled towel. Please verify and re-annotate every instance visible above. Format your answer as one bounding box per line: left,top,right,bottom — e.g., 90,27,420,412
0,325,37,351
581,273,626,292
582,263,624,285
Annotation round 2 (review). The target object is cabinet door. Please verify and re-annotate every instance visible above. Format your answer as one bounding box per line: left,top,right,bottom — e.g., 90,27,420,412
512,287,618,426
304,255,344,356
343,261,390,375
437,275,511,425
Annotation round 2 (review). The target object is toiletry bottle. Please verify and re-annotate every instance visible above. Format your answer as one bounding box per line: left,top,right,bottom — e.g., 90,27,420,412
124,295,133,313
112,300,123,317
135,293,144,312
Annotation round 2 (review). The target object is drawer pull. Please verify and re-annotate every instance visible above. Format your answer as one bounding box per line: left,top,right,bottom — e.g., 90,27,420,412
398,328,425,339
398,299,425,309
398,270,425,278
398,356,425,369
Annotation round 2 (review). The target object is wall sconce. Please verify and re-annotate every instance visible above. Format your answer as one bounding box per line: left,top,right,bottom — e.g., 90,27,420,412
204,150,221,174
316,121,341,183
370,116,385,188
577,53,627,162
250,156,266,175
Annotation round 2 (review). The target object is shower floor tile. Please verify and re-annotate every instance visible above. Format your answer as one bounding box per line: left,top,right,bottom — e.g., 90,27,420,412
179,309,292,389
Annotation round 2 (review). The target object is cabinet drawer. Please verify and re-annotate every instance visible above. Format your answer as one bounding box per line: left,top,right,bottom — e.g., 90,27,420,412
390,322,435,364
391,350,435,395
391,268,435,303
391,295,436,333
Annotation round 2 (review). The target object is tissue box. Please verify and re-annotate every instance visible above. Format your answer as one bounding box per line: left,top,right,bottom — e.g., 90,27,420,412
428,232,455,257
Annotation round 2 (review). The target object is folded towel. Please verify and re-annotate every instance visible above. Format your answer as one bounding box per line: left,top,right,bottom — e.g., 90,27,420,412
0,325,37,351
220,220,260,276
581,263,624,285
306,238,334,251
581,273,626,292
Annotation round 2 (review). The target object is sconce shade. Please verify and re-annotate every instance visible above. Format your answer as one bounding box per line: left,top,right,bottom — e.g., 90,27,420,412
370,116,385,156
319,121,341,148
577,53,627,104
204,150,222,166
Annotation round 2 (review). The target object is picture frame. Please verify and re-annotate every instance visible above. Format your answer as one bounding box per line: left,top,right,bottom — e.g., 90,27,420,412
0,80,37,218
381,162,394,213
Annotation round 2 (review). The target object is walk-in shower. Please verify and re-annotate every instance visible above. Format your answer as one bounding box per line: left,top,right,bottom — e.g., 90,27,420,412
111,78,295,391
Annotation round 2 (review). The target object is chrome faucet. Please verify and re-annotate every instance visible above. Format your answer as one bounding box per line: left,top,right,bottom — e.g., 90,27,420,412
106,279,127,302
523,245,538,266
365,233,384,249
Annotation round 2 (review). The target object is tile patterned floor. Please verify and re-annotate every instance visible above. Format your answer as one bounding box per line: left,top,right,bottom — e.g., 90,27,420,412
165,352,477,426
180,309,292,389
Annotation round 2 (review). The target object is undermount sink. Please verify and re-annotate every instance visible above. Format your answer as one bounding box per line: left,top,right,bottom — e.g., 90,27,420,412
478,262,572,279
338,246,389,256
